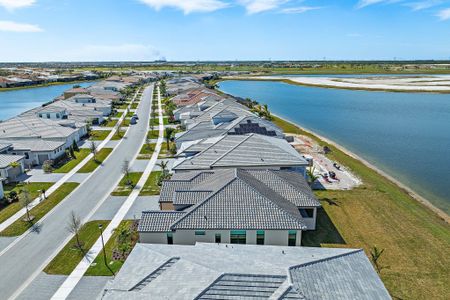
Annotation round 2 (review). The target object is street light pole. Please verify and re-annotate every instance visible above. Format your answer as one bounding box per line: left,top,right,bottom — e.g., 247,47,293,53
98,224,115,277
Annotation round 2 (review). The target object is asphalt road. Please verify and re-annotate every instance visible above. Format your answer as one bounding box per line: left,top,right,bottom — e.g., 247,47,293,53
0,84,153,300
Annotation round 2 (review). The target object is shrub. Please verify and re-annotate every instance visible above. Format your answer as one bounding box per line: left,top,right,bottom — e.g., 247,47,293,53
43,160,54,173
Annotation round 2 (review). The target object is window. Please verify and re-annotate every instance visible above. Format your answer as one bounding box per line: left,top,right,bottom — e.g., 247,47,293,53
288,230,297,246
230,230,246,244
299,208,314,218
195,230,205,236
215,233,221,243
256,230,265,245
24,152,29,159
47,113,50,118
167,233,173,244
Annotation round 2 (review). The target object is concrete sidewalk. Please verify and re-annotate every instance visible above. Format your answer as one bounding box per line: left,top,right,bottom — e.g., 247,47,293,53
50,86,164,300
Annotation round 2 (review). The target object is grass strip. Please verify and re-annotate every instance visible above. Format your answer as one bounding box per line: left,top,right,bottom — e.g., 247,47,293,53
0,183,80,236
111,172,143,196
84,220,138,276
89,130,112,141
77,148,113,173
139,171,161,196
0,182,54,224
53,149,90,173
43,220,110,275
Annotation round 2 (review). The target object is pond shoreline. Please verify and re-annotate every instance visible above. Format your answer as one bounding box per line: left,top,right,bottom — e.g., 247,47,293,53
275,114,450,223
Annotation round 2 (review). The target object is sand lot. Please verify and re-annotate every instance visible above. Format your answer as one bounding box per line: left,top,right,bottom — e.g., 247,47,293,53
254,75,450,92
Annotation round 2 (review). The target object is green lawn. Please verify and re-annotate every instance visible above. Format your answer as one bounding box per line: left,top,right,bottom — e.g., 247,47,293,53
131,103,139,109
147,130,159,139
114,111,123,118
149,117,168,126
273,116,450,300
102,119,118,127
158,142,176,159
43,220,110,275
0,183,80,236
111,172,143,196
110,130,127,140
77,148,113,173
53,149,90,173
117,104,128,109
126,111,134,118
137,143,154,160
139,171,161,196
122,119,131,127
0,182,54,224
89,130,111,141
84,220,138,276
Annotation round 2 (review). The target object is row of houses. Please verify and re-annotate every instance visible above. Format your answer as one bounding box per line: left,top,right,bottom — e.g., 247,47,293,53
0,75,151,187
102,77,391,299
0,71,99,89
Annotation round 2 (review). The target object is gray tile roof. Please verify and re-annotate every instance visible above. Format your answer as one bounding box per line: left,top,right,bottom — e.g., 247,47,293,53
195,273,287,299
0,154,24,169
138,211,186,232
0,138,65,152
145,169,317,232
173,134,308,171
101,243,391,300
289,249,392,300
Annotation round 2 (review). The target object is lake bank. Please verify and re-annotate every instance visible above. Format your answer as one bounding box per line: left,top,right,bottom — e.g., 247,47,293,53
271,115,450,299
218,80,450,215
275,114,449,223
222,75,450,93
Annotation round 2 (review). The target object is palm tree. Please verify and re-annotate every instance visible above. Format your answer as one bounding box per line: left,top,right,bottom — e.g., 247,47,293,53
157,160,169,174
306,167,319,187
164,127,175,151
370,246,386,274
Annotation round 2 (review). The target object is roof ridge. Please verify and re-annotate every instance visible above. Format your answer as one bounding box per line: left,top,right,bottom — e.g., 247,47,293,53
209,134,253,167
235,170,306,229
269,170,318,203
288,249,364,271
170,177,239,230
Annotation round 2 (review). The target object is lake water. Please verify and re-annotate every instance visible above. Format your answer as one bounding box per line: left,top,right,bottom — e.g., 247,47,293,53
0,82,96,121
218,80,450,214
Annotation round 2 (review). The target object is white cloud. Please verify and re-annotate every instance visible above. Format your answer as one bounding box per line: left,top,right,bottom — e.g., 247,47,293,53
138,0,228,14
66,44,162,61
356,0,405,9
239,0,288,14
0,20,42,32
0,0,35,11
280,6,320,13
347,33,363,37
407,0,444,11
436,7,450,19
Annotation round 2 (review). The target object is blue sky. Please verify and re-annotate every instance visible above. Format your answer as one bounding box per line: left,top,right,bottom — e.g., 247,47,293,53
0,0,449,61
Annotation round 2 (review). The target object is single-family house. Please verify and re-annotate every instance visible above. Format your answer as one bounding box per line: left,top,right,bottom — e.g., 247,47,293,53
0,139,66,166
173,133,309,175
100,243,391,300
139,168,320,246
0,154,25,183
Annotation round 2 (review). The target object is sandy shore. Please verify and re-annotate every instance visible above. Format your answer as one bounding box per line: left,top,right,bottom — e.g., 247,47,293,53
277,115,450,224
232,75,450,93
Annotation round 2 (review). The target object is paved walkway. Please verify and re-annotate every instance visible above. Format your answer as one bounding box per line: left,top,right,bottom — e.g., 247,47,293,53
0,88,140,233
0,85,153,300
50,86,164,300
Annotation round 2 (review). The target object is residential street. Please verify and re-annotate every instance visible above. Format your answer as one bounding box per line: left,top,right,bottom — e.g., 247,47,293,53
0,84,154,300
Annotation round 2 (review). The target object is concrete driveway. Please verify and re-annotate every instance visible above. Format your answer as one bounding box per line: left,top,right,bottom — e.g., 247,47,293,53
0,84,153,300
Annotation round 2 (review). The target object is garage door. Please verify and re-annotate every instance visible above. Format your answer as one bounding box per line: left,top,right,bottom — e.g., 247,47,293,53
38,154,49,165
